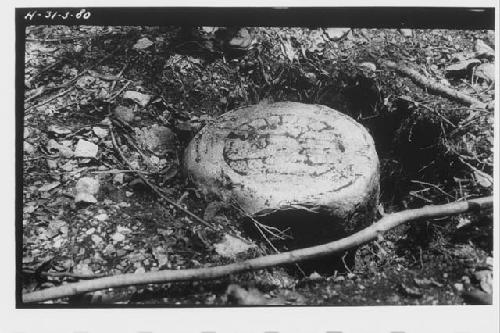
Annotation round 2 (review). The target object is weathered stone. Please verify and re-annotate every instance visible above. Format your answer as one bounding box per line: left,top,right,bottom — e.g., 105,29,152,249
114,106,135,123
474,63,495,84
74,177,100,203
74,139,98,158
185,102,379,234
135,125,178,155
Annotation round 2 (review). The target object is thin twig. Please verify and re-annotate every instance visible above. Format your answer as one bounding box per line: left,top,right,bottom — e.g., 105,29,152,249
108,123,216,231
22,196,493,303
25,86,75,112
90,169,153,174
411,180,455,199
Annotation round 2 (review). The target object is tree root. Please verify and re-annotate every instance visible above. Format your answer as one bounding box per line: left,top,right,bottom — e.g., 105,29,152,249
22,196,493,304
381,60,486,108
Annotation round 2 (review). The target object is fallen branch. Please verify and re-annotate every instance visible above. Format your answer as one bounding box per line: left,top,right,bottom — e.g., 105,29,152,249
22,196,492,303
381,60,486,108
25,86,75,112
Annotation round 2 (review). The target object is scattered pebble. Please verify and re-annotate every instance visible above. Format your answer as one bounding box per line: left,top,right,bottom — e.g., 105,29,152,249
74,177,100,203
324,27,351,40
399,29,414,37
474,63,495,84
358,62,377,71
91,234,103,245
23,142,35,155
123,91,152,107
74,139,98,158
85,227,96,235
114,106,135,123
93,127,109,139
111,232,126,242
95,213,109,221
38,181,60,192
214,234,255,258
333,276,345,282
133,37,154,50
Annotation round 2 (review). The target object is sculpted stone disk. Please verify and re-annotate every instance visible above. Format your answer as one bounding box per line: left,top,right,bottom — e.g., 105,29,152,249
185,102,379,231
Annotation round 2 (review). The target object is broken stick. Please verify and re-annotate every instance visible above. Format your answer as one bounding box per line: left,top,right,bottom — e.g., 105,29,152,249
382,60,486,108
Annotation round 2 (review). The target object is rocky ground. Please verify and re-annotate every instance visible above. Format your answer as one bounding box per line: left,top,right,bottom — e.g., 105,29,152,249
22,26,494,305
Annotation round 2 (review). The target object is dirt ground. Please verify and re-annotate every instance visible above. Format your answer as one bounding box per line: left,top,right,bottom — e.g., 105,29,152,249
21,26,494,306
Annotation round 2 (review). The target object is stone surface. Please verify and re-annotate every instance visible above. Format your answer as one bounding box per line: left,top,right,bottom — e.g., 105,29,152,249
74,139,98,158
114,106,135,123
214,234,255,258
74,177,100,203
135,125,178,155
185,102,380,232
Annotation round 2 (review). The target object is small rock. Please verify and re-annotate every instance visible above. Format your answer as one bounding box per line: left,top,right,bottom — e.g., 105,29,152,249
324,28,351,40
74,177,100,203
46,159,58,169
133,37,154,50
454,283,464,292
24,127,33,139
227,28,254,50
100,117,112,126
486,257,493,269
92,127,109,139
38,181,60,192
91,234,103,245
113,173,124,184
23,142,35,155
46,139,62,152
95,213,109,221
201,26,220,34
399,29,414,37
74,139,98,158
358,62,377,71
134,266,146,274
111,232,125,242
225,284,270,305
114,106,135,123
333,276,345,282
474,63,495,84
474,39,495,58
85,227,96,235
48,125,71,135
135,125,178,155
117,226,131,234
304,72,317,84
474,270,493,294
123,91,152,107
74,262,93,275
59,146,74,158
103,244,116,255
214,234,255,258
347,272,356,279
308,272,322,280
76,75,95,89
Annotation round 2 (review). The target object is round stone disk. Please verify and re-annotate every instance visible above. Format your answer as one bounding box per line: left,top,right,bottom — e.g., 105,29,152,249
185,102,379,228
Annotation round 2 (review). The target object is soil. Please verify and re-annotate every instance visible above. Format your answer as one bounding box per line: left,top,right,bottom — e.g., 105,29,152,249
21,25,494,306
